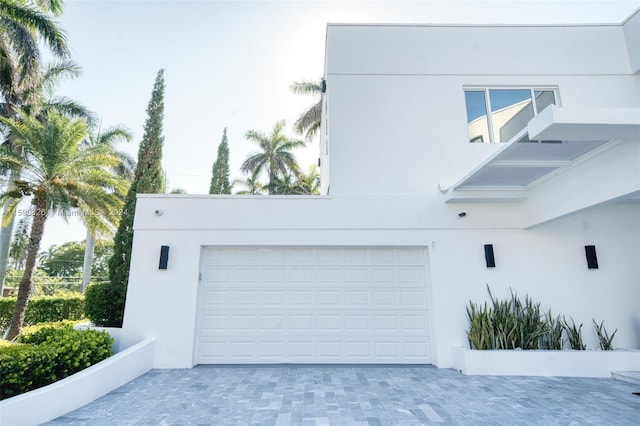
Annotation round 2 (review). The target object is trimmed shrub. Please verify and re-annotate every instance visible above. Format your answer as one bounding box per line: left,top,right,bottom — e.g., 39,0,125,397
84,282,126,327
0,322,113,400
0,294,85,332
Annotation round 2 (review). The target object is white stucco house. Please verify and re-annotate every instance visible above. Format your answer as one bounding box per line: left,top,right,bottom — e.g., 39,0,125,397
120,11,640,370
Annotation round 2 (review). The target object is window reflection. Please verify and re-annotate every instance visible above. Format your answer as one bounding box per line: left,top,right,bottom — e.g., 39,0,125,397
465,90,489,143
534,90,555,113
489,89,533,143
464,88,557,143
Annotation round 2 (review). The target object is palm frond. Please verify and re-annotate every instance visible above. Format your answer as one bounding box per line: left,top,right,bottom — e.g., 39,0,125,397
290,79,322,96
33,0,65,17
39,60,82,94
294,99,322,140
42,96,97,125
0,0,69,58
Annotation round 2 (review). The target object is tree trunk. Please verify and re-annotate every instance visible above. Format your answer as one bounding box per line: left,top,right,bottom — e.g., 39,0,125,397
81,230,94,293
5,197,47,341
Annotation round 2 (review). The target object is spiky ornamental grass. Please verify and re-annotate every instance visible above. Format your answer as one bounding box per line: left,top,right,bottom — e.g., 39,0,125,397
562,316,586,350
593,319,617,350
466,286,547,350
542,310,563,350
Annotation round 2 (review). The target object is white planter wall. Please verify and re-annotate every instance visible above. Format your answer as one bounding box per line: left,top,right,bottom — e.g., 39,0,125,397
452,347,640,377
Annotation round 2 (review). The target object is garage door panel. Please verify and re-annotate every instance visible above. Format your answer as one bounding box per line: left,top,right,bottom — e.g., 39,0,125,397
401,291,427,305
400,268,427,283
372,268,395,283
317,290,341,305
346,341,371,357
404,341,431,357
317,341,342,358
317,315,341,330
315,248,342,263
343,248,368,263
196,247,431,364
370,248,395,264
372,290,397,305
375,341,400,357
263,268,286,282
259,341,285,357
289,290,314,305
345,291,369,305
261,290,286,305
374,315,398,330
396,248,425,264
403,314,429,330
259,314,285,330
345,314,369,330
317,269,341,282
344,268,368,283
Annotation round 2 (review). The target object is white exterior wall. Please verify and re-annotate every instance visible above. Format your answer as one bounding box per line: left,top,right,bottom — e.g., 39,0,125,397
122,19,640,370
122,195,640,368
322,24,638,196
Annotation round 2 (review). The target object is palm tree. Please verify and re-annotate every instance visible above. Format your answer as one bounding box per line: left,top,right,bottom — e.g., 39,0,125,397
290,79,323,141
233,169,263,195
0,59,91,294
79,126,133,293
265,172,297,195
266,165,321,195
294,164,320,195
241,120,304,194
0,108,127,339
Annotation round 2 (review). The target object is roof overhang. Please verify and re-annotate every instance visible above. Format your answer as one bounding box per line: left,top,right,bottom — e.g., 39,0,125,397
445,106,640,202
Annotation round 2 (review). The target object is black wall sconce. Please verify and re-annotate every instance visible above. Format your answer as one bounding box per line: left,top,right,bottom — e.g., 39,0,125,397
484,244,495,268
159,245,170,270
585,245,598,269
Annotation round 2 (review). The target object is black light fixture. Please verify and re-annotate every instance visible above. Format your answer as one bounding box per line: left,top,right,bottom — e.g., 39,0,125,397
321,79,327,93
458,212,467,217
484,244,495,268
585,245,599,269
159,245,170,270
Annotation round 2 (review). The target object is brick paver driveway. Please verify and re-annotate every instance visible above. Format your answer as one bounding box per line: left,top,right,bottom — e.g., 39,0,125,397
45,365,639,425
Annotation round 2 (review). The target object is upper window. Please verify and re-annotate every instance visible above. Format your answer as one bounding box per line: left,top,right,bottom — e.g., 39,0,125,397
464,88,557,143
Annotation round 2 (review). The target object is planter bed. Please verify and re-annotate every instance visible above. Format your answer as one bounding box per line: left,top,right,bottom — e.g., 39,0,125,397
0,337,155,426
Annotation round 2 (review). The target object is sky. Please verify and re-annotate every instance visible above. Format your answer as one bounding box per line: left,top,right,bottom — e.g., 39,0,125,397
37,0,640,249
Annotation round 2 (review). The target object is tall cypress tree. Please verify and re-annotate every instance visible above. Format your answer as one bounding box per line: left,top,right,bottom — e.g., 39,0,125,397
98,69,166,326
209,127,231,194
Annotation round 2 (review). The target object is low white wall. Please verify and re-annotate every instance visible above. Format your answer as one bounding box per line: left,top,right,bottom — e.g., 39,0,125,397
452,347,640,377
0,338,156,426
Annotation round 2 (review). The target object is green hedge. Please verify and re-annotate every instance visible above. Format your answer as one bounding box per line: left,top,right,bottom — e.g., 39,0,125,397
0,322,113,400
84,283,126,327
0,294,85,331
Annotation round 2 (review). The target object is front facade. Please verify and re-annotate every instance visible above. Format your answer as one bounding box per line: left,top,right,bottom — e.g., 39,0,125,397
121,12,640,369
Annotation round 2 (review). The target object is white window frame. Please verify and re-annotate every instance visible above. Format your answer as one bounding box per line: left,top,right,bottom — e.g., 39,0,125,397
464,86,561,143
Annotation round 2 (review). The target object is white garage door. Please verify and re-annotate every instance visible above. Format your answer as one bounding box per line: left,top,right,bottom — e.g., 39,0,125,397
196,247,431,364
